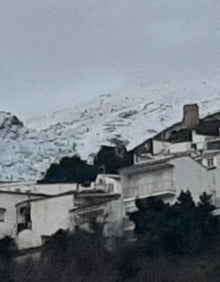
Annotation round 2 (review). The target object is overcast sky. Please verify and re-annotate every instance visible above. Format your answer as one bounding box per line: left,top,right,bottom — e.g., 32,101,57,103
0,0,220,118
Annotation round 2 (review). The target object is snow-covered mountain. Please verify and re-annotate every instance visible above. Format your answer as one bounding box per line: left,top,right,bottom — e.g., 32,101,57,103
2,77,220,182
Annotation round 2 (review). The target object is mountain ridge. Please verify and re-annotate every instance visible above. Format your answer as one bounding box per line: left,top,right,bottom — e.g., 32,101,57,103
1,78,220,181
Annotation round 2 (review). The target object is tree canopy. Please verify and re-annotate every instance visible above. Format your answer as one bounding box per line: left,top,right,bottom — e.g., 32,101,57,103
129,191,219,255
39,145,133,184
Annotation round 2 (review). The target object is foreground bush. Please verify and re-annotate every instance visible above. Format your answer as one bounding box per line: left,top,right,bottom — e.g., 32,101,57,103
3,191,220,281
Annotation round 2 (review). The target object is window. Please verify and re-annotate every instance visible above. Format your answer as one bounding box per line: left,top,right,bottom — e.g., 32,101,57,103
0,208,6,222
17,206,31,233
134,154,139,164
191,143,197,150
207,141,220,150
207,158,214,168
108,183,114,193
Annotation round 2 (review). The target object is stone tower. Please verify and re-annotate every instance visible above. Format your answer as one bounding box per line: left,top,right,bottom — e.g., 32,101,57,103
182,104,199,128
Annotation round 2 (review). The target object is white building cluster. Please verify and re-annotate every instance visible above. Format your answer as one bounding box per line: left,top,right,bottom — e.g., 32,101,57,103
121,104,220,216
0,175,123,250
1,104,220,250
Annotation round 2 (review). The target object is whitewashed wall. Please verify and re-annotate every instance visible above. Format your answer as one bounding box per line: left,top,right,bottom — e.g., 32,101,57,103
169,142,192,154
153,140,192,155
30,183,78,195
0,192,41,239
121,167,175,201
103,195,123,237
0,182,79,195
152,140,171,155
95,174,121,193
170,157,214,203
192,131,207,143
121,154,220,210
172,155,220,203
17,194,75,249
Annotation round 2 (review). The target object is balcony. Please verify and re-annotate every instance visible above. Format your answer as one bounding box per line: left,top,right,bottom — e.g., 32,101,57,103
123,180,176,200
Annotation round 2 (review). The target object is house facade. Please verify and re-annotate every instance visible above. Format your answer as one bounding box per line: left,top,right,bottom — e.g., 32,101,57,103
121,154,220,213
0,175,123,249
0,191,47,239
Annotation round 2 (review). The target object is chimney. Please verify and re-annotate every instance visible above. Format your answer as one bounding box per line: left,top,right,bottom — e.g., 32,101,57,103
182,104,199,128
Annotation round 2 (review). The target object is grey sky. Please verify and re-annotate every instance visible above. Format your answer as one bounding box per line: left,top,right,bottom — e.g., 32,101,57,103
0,0,220,118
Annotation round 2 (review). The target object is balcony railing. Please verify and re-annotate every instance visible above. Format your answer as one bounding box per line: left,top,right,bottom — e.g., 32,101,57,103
123,180,176,199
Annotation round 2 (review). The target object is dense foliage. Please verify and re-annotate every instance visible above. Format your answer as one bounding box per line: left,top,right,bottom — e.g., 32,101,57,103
129,191,219,255
39,146,133,184
38,155,98,184
93,145,133,174
0,236,16,282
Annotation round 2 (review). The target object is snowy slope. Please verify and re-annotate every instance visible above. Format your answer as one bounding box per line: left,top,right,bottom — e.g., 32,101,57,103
2,77,220,181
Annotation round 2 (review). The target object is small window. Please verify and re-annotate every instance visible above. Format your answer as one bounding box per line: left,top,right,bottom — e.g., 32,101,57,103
0,208,6,222
134,154,139,164
207,158,214,168
108,183,114,193
191,143,197,150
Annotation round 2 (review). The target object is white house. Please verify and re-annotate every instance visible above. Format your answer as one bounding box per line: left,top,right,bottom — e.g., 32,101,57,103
0,174,124,250
121,153,220,216
0,190,47,239
16,190,122,249
16,193,76,249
